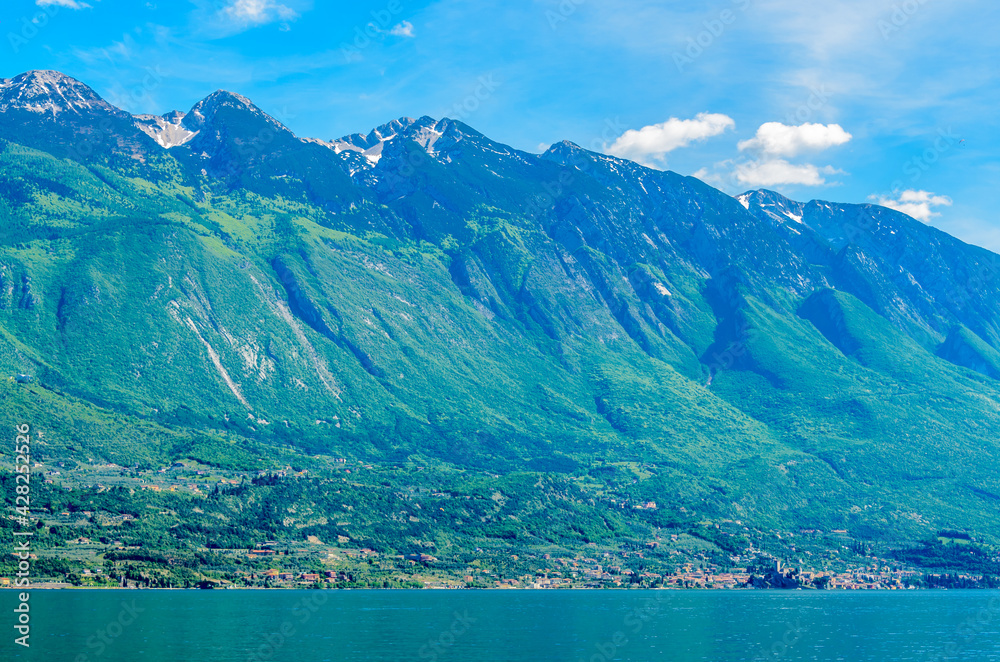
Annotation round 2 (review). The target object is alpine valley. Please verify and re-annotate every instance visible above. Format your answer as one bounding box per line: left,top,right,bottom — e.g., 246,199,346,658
2,70,1000,589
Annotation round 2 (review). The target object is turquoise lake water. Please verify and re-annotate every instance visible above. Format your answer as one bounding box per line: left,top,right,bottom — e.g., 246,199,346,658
3,589,1000,661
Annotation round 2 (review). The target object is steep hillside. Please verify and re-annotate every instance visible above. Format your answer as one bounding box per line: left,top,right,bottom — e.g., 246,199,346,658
3,70,1000,551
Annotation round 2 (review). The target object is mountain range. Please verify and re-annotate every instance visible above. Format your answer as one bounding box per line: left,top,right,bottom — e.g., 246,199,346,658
3,69,1000,547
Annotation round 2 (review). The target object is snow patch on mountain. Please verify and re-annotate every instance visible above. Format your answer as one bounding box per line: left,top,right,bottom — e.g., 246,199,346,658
134,111,199,148
410,124,443,154
0,70,121,117
325,116,465,170
327,117,419,167
738,189,807,226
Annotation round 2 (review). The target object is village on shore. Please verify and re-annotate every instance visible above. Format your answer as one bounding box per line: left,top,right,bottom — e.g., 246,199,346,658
4,458,993,592
3,543,977,591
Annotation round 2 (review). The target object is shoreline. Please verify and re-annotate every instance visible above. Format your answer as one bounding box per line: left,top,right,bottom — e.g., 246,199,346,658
0,584,975,591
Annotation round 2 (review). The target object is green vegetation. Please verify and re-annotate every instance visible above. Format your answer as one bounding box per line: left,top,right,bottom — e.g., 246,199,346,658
2,105,1000,584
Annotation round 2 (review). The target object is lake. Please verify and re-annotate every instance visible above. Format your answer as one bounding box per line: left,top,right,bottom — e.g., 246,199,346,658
3,589,999,661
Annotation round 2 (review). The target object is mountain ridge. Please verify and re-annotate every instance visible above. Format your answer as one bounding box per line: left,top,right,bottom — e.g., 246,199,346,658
2,69,1000,553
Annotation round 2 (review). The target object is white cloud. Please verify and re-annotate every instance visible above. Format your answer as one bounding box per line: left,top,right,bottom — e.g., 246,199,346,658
219,0,297,27
719,121,852,189
605,112,735,166
869,189,952,222
389,21,415,37
734,159,842,187
36,0,93,8
691,167,727,188
738,122,852,157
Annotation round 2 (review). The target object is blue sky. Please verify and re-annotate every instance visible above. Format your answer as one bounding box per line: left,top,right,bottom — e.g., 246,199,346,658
3,0,999,250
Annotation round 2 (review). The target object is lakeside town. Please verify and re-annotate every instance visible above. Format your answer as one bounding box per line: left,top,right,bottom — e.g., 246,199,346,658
4,457,997,592
2,541,980,591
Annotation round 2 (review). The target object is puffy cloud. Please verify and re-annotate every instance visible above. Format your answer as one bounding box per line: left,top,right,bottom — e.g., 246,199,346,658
389,21,415,37
605,112,735,166
869,189,952,222
738,122,852,157
219,0,298,27
733,159,842,187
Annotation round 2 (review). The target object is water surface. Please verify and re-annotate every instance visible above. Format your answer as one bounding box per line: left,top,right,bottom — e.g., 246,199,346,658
3,589,999,661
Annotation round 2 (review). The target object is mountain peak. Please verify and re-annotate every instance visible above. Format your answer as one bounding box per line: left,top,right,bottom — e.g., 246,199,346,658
16,69,75,85
543,140,583,156
737,189,806,224
331,116,450,167
540,140,598,168
183,89,287,133
335,117,419,151
0,69,120,117
200,89,255,108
